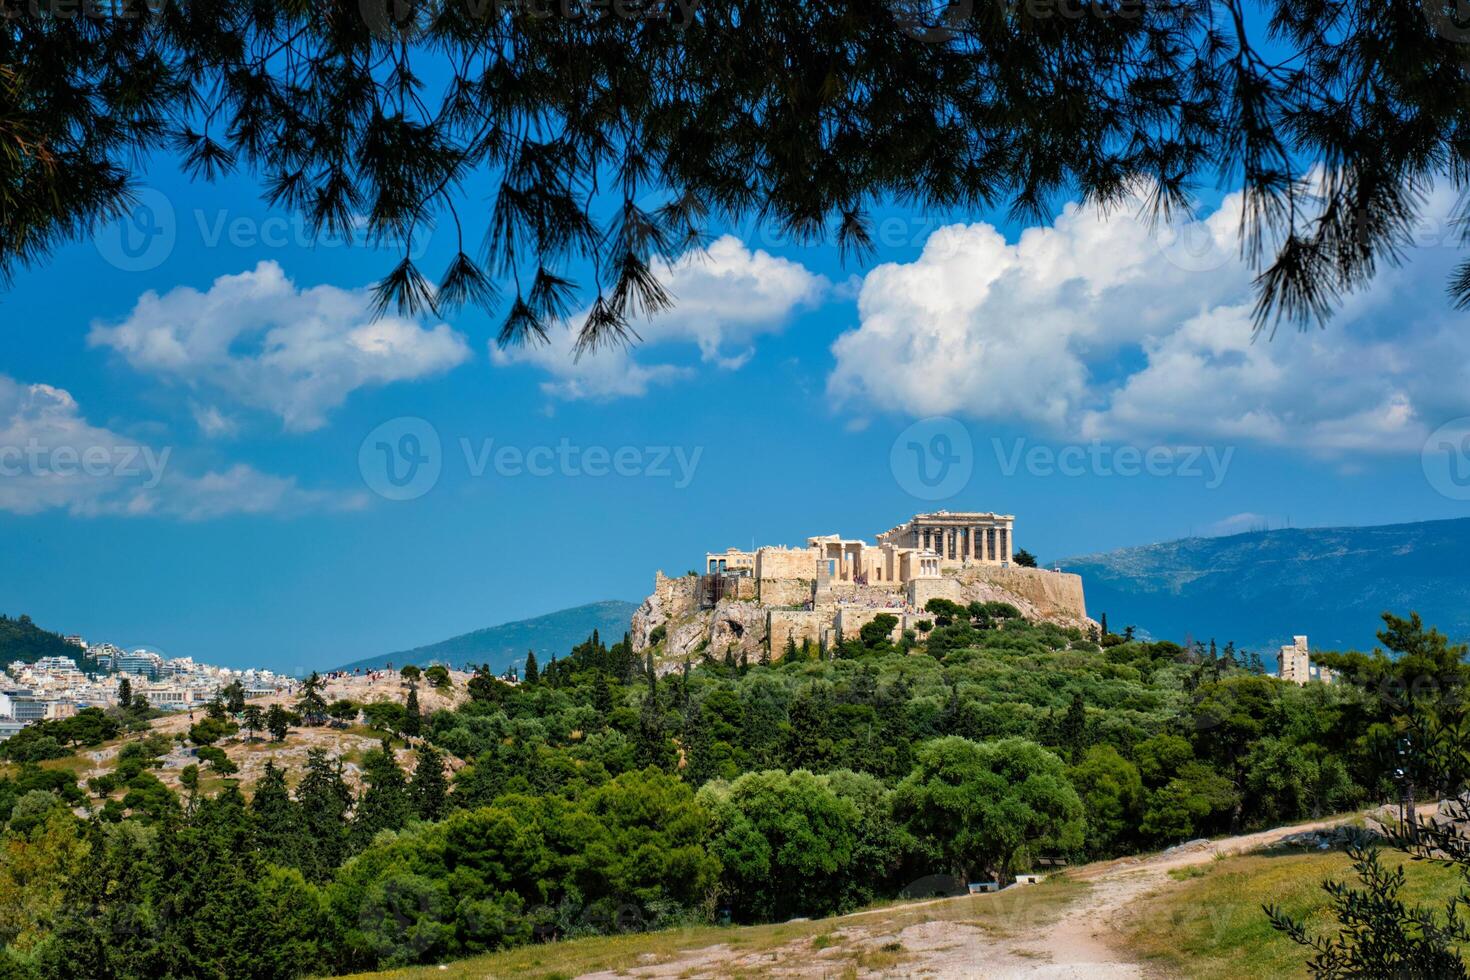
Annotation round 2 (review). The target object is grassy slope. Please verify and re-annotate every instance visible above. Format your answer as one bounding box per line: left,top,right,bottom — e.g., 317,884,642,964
338,878,1088,980
339,842,1469,980
1123,850,1465,979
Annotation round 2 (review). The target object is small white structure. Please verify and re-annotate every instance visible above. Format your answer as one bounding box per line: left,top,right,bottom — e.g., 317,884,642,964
968,881,1001,894
1014,874,1045,885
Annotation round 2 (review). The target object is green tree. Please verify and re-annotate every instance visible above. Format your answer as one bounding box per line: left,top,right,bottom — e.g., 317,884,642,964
353,743,411,849
295,749,352,881
188,716,234,747
1069,746,1143,856
859,614,899,650
1058,693,1088,763
116,676,132,707
400,664,422,683
296,673,328,725
522,651,539,685
265,703,291,742
404,684,422,738
894,736,1084,881
328,699,358,726
221,678,247,713
410,746,450,823
241,704,264,741
1013,548,1038,568
251,761,303,869
701,769,859,922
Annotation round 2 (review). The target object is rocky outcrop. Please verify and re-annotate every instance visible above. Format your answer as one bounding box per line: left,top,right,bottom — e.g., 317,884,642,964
630,571,700,651
950,566,1093,631
631,563,1093,666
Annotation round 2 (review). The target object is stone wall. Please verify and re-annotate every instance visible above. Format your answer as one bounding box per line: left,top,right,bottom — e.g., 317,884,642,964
834,607,906,644
767,609,823,655
755,546,820,579
907,576,963,613
758,577,815,608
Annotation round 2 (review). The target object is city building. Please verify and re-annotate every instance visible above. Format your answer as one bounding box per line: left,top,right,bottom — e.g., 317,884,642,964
113,650,164,681
1277,635,1335,685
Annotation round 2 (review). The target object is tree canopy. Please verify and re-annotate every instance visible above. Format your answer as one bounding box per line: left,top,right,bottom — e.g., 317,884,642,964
6,0,1470,353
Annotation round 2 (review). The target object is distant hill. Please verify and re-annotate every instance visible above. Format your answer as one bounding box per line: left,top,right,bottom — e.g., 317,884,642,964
332,600,639,674
1058,517,1470,659
0,613,89,666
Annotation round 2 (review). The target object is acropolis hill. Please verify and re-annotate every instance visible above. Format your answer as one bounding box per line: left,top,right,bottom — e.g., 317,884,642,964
631,510,1091,662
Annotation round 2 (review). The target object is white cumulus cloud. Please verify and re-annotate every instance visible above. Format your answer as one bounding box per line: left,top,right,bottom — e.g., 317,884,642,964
828,186,1470,455
89,261,472,432
493,235,828,399
0,374,360,519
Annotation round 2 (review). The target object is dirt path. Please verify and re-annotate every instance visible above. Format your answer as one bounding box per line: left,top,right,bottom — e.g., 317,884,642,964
580,809,1424,979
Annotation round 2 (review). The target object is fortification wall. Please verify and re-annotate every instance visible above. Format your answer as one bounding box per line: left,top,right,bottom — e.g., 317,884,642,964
758,578,815,607
907,576,964,612
767,610,822,657
834,607,906,644
755,546,819,579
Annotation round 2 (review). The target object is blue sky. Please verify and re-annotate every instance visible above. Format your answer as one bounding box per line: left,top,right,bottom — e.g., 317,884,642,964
2,157,1467,673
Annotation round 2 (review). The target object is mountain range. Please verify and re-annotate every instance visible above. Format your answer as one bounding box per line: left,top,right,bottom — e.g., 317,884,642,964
331,599,639,674
1058,517,1470,657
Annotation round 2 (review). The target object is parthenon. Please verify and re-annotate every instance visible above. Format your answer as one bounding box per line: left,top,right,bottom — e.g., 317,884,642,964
705,510,1016,590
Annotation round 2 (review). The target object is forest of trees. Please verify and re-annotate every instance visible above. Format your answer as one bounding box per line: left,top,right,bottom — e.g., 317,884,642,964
0,615,84,667
0,610,1458,976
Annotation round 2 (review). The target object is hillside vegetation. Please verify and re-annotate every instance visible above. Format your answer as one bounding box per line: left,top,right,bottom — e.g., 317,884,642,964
0,615,83,667
0,609,1453,977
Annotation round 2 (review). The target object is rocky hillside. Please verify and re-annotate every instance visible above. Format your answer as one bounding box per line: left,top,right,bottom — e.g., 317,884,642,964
333,600,638,674
1058,517,1470,656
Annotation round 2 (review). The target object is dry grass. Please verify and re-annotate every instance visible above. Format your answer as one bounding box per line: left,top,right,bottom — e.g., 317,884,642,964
1122,849,1466,979
337,879,1086,980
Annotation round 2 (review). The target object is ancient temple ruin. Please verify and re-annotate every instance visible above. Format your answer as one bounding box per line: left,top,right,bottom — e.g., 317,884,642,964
635,510,1088,663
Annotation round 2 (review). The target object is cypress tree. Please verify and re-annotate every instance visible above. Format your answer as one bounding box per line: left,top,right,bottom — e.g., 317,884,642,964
404,683,422,737
294,749,351,880
353,742,411,848
250,761,301,869
411,746,449,821
1059,693,1088,762
524,650,539,684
